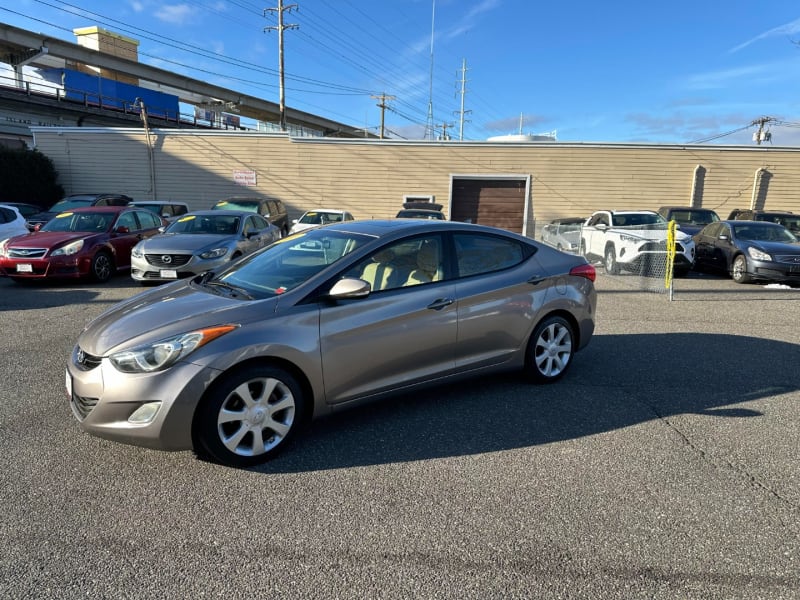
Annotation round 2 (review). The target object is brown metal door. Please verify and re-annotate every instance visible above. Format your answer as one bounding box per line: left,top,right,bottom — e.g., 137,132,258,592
451,178,526,233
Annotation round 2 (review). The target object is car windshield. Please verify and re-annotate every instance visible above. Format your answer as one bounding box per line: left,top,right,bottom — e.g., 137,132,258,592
213,200,259,212
612,213,666,227
669,210,719,225
298,211,344,225
764,215,800,234
41,211,113,233
49,197,95,212
166,214,240,235
206,228,373,299
734,224,798,243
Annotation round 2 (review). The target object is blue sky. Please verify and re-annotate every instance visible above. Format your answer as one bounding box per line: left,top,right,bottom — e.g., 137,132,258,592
4,0,800,144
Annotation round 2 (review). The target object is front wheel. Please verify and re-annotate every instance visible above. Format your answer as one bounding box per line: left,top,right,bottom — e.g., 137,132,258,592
731,254,752,284
90,251,114,282
194,365,305,467
604,245,620,274
525,315,575,383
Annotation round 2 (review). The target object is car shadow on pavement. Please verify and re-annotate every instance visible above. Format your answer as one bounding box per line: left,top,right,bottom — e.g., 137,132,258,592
259,332,799,473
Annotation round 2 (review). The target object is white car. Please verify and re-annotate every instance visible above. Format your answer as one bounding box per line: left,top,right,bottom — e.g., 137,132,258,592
0,204,29,245
289,209,354,235
581,210,695,276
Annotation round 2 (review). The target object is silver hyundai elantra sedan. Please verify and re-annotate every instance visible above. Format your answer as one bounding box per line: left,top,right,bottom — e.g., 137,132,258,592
67,219,597,467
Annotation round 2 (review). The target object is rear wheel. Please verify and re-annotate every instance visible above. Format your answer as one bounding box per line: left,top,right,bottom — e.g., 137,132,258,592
525,315,574,383
731,254,752,284
194,365,305,467
90,251,113,282
604,245,620,274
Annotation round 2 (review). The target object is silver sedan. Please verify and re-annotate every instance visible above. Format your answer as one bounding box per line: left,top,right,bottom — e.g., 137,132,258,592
130,210,280,283
68,219,597,467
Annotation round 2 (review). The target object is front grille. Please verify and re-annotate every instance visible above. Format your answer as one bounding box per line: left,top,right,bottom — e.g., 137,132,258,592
9,248,47,259
145,253,192,267
71,394,98,420
74,346,102,371
639,241,685,253
774,255,800,264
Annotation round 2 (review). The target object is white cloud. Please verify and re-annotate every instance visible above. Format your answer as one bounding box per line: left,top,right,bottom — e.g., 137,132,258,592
730,17,800,53
155,4,194,25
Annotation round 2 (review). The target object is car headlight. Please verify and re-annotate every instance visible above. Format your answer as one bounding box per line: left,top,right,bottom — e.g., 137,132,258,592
0,241,7,258
131,244,144,259
51,239,84,256
619,235,640,243
200,247,228,259
108,325,238,373
747,247,771,261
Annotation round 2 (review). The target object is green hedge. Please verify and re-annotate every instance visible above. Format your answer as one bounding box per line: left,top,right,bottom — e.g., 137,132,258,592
0,147,64,209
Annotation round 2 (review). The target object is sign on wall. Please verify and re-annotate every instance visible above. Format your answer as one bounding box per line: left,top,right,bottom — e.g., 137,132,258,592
233,170,257,186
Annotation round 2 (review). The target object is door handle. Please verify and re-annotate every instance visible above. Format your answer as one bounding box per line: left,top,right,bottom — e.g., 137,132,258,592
427,298,454,310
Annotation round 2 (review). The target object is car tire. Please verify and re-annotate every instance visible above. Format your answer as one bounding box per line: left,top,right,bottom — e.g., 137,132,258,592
525,315,574,383
90,251,114,283
731,254,752,284
194,365,305,467
604,245,620,274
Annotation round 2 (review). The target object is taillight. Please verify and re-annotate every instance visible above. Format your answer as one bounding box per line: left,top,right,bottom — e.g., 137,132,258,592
569,263,596,282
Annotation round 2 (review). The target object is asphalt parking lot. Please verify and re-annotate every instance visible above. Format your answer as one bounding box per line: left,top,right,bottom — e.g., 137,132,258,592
1,270,798,599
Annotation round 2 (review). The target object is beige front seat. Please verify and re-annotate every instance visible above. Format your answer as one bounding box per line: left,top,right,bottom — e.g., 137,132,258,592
405,241,440,286
361,249,397,291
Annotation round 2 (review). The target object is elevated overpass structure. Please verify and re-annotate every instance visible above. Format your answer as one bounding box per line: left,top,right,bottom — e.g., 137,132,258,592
0,22,370,147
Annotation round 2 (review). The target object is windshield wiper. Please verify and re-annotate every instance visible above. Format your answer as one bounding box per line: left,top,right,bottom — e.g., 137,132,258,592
204,280,254,300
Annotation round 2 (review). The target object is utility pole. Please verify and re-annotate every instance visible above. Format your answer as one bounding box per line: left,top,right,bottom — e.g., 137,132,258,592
264,1,298,132
371,93,395,139
436,122,453,140
751,116,773,145
455,58,471,140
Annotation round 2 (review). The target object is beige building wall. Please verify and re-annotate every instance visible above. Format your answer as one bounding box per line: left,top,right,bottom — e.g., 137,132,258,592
31,127,800,238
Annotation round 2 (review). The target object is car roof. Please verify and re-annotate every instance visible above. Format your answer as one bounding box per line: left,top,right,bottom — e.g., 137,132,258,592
55,206,130,214
131,200,189,206
721,219,786,227
302,208,346,213
310,218,516,239
176,210,253,217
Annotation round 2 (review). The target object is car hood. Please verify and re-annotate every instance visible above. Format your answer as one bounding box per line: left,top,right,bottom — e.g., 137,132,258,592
138,233,236,252
747,240,800,254
6,231,95,248
79,281,277,356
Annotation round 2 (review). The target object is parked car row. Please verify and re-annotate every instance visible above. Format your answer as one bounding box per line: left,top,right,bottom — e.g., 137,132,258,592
541,206,800,285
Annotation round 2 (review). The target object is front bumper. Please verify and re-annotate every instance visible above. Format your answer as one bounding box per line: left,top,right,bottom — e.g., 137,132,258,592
67,348,217,451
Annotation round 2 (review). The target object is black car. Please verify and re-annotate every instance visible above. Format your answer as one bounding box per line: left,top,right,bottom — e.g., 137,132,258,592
693,220,800,284
657,206,720,236
211,196,289,236
26,193,133,230
727,209,800,236
396,201,445,220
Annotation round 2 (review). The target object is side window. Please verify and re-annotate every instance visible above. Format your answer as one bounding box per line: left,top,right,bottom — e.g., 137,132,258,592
454,233,524,277
95,198,109,206
135,210,161,230
253,215,269,230
343,235,443,292
0,207,12,223
174,204,188,217
116,211,138,231
263,201,275,216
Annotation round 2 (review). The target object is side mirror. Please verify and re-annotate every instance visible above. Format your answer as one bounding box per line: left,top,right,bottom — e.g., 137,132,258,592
596,223,608,230
292,218,299,224
328,277,371,299
115,226,130,234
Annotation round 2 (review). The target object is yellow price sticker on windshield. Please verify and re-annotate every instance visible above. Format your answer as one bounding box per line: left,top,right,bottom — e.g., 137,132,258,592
57,212,74,218
177,215,197,222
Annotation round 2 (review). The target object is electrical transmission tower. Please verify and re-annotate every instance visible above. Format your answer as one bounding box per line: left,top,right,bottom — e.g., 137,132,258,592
264,1,299,132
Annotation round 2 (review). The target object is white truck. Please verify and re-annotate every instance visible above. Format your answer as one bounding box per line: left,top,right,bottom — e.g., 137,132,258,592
580,210,695,275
